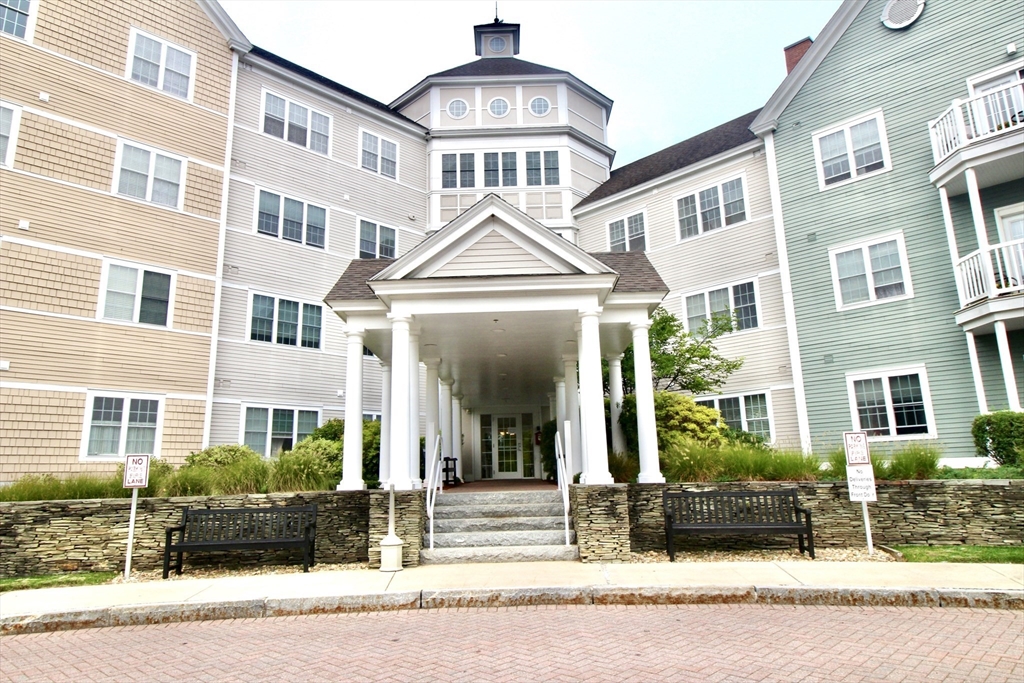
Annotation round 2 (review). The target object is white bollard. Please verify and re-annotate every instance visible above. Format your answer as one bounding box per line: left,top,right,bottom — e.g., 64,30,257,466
379,484,404,572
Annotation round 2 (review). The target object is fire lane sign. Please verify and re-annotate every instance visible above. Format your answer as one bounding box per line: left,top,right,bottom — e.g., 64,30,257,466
843,432,876,502
123,454,151,489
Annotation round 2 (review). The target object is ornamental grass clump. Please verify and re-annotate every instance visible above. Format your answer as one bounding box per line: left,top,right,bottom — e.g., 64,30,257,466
886,443,941,480
608,451,640,484
213,454,270,494
0,473,125,502
269,450,336,492
660,440,725,482
161,465,217,497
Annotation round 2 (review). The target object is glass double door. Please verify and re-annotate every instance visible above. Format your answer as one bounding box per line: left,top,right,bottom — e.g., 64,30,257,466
492,415,522,478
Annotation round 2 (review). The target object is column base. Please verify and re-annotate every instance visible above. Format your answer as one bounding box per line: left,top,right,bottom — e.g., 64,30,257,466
583,471,615,485
384,478,417,491
336,479,367,491
637,472,666,484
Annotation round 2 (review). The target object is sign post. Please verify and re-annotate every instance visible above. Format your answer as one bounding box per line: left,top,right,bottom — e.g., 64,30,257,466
122,454,151,580
843,432,876,554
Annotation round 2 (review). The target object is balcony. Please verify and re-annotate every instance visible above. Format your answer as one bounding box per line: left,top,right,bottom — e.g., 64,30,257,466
955,239,1024,309
929,79,1024,165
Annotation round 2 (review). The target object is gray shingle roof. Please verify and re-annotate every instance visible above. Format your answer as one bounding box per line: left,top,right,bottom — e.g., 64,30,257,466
429,57,568,79
590,252,668,293
575,109,762,209
324,259,392,301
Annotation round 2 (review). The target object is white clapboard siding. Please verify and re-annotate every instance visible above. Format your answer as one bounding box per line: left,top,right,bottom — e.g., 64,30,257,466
433,230,559,277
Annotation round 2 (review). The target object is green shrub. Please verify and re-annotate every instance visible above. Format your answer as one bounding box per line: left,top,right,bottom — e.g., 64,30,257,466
886,444,941,480
762,450,821,482
972,411,1024,466
303,419,381,483
0,473,126,502
660,440,725,482
269,450,335,492
309,418,345,442
608,451,640,484
823,447,890,480
619,392,724,453
214,455,270,494
184,444,260,469
291,438,343,479
162,466,216,497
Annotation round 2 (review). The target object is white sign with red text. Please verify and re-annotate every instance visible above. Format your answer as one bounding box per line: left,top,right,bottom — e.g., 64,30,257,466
843,432,876,502
123,454,151,489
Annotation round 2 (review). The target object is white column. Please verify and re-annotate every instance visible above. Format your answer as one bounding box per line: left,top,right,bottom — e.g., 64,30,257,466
452,392,464,480
554,377,567,455
439,379,453,464
995,321,1022,412
938,186,966,306
424,358,440,443
965,168,990,250
606,354,626,455
388,316,412,489
547,392,556,423
965,332,988,414
338,329,366,490
579,311,612,484
379,362,391,483
562,355,582,477
408,328,421,486
631,322,665,484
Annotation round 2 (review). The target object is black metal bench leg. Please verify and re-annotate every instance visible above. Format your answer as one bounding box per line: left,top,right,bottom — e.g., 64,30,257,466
176,551,184,575
798,533,806,555
806,528,815,560
666,529,676,562
302,544,310,573
163,546,171,580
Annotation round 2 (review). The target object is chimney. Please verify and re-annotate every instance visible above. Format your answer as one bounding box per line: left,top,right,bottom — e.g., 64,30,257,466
784,37,813,74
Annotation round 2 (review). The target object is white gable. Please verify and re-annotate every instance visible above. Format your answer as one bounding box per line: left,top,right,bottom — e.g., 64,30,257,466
432,228,560,277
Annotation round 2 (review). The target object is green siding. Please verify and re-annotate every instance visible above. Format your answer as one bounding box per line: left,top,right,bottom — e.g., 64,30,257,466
948,180,1024,257
975,330,1024,412
773,0,1024,456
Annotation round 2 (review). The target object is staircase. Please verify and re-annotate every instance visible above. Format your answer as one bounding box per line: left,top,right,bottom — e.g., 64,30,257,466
420,489,578,564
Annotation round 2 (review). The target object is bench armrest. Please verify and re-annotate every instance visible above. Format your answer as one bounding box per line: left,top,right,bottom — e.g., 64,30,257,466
165,523,186,543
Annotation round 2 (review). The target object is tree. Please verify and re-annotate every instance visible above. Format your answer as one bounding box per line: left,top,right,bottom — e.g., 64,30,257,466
613,306,743,395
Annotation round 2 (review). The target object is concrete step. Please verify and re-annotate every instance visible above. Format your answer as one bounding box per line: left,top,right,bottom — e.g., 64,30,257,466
419,544,580,564
430,502,565,519
426,529,575,548
431,516,568,534
433,490,562,506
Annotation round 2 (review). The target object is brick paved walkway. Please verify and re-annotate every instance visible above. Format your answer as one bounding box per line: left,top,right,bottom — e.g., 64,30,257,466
1,605,1021,682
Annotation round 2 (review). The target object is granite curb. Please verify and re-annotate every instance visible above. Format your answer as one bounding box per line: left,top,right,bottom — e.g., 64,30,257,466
3,584,1021,635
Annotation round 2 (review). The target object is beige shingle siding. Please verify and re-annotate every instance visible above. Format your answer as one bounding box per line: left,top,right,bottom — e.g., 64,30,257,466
183,162,224,220
161,398,206,465
33,0,233,114
0,389,86,477
0,243,102,316
13,113,117,190
173,275,215,333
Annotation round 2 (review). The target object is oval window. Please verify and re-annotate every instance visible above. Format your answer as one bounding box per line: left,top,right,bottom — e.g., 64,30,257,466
488,98,510,118
529,97,551,117
447,99,468,119
489,36,507,53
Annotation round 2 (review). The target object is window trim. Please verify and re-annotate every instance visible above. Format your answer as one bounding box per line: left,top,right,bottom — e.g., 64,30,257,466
811,108,892,192
695,391,774,443
238,403,322,458
487,97,511,119
606,209,648,253
124,27,198,102
827,230,913,311
0,0,39,44
994,203,1024,243
359,127,400,181
681,277,761,334
355,217,398,259
446,98,470,120
112,138,187,211
97,259,177,328
966,58,1024,96
79,390,165,462
528,96,551,118
673,172,749,242
845,364,937,441
246,291,324,351
251,186,330,250
0,100,23,167
440,152,476,189
259,88,333,157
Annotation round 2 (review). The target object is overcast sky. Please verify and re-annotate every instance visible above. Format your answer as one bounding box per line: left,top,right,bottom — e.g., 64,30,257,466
220,1,842,167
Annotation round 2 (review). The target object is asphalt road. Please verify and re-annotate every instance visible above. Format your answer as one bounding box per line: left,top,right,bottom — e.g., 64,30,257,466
1,604,1021,682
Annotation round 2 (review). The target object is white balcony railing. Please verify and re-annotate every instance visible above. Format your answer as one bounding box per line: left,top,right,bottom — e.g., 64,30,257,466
929,80,1024,164
955,239,1024,306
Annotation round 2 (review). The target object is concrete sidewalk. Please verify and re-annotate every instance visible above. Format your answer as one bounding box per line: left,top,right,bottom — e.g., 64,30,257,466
2,561,1022,634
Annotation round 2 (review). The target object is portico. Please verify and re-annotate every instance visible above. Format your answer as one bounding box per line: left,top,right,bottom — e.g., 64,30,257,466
326,195,667,490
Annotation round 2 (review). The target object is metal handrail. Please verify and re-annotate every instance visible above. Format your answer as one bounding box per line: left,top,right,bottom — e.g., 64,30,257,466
424,431,443,549
554,430,571,546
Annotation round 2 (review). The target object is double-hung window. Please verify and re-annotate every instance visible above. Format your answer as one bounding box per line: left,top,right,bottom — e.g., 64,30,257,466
677,177,746,240
361,130,397,179
484,152,500,187
684,281,758,332
846,366,934,439
829,233,912,309
250,294,322,349
501,152,517,186
101,262,173,327
263,91,330,154
696,393,771,440
441,153,475,189
82,392,162,459
243,406,319,456
0,0,34,40
608,212,646,252
115,140,185,209
358,219,396,259
0,101,22,167
126,28,196,101
813,110,891,189
256,190,327,248
526,151,559,186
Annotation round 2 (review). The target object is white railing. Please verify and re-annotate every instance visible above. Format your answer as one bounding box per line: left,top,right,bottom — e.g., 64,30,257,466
929,79,1024,164
955,239,1024,306
424,430,443,550
554,429,571,546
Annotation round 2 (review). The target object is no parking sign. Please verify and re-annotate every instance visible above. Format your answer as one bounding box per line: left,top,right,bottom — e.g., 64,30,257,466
843,432,876,553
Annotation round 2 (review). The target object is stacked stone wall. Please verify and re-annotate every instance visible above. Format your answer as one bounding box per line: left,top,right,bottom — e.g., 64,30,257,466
570,484,631,563
368,489,425,569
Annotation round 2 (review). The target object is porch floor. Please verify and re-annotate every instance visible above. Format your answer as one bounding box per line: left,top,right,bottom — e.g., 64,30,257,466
446,479,557,493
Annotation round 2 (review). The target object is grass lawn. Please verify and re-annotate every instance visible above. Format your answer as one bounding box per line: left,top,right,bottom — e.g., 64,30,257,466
893,545,1024,564
0,572,117,593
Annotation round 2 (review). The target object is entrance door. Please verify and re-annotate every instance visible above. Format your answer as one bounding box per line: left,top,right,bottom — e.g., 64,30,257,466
492,415,522,478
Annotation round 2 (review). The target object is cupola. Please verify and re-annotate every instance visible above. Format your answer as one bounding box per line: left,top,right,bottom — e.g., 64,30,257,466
474,17,520,58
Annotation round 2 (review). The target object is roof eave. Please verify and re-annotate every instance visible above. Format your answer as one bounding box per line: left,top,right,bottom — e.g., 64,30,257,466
428,124,616,159
390,72,613,114
197,0,252,53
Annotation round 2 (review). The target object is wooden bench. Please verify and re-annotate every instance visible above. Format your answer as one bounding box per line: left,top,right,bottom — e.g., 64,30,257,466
663,489,814,560
163,505,317,579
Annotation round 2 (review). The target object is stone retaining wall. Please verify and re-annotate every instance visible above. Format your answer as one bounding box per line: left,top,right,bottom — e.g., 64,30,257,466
570,484,631,563
368,489,424,569
0,491,369,577
628,480,1024,554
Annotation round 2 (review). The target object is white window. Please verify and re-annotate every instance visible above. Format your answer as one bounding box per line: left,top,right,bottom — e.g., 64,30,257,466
262,90,330,155
608,211,646,252
488,36,507,53
447,99,469,119
242,405,320,457
114,140,185,209
0,101,22,167
255,189,327,249
696,393,772,441
441,153,475,189
250,293,322,349
362,412,382,422
526,151,559,186
995,203,1024,242
812,110,891,190
358,219,397,259
361,130,398,179
684,280,758,332
529,97,551,117
488,98,510,118
99,261,175,327
125,28,196,101
81,391,163,460
676,176,747,240
846,366,935,440
828,232,913,310
1,0,37,42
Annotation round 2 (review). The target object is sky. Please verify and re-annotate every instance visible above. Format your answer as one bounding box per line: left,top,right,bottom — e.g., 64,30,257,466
220,1,842,167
